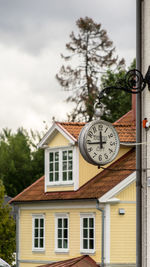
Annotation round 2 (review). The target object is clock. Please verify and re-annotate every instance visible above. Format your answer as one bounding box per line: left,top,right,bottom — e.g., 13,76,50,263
78,120,120,166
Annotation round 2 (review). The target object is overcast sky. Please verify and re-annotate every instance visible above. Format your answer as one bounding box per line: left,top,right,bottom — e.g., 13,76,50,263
0,0,136,133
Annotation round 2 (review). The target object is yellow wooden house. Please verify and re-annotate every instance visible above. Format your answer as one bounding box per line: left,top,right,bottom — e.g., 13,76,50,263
11,110,136,267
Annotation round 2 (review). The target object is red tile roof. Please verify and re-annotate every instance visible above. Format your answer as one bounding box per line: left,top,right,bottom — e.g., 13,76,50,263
56,110,136,144
37,255,99,267
10,148,135,204
113,110,136,143
56,121,85,141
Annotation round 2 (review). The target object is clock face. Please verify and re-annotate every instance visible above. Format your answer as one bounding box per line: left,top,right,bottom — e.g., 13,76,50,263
79,120,120,166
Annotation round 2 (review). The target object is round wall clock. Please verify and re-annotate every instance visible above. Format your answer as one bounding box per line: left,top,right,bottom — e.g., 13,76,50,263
78,120,120,166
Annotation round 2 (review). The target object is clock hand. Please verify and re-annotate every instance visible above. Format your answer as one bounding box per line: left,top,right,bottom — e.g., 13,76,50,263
99,131,106,149
87,141,102,144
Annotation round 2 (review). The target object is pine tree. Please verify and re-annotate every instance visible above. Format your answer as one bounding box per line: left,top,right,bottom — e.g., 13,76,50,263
56,17,124,122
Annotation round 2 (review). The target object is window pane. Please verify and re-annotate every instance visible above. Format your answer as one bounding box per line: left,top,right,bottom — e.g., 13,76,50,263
89,229,94,238
68,161,72,170
50,163,53,171
83,229,88,238
58,219,62,228
63,162,67,171
35,218,39,228
34,238,38,248
55,172,59,181
89,239,94,249
83,218,88,228
63,239,68,248
63,151,67,160
50,153,53,162
58,239,62,248
63,172,67,181
58,229,62,238
40,229,44,237
89,218,94,228
55,152,59,161
40,238,44,248
35,229,38,238
64,218,68,228
68,150,72,160
64,229,68,238
49,173,53,182
83,239,88,249
40,219,44,227
55,162,59,171
68,171,72,180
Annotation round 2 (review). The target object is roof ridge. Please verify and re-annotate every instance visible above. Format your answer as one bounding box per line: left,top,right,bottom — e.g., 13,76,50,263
113,110,133,125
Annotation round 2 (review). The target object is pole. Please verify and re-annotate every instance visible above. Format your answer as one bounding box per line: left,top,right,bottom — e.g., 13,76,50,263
136,0,142,267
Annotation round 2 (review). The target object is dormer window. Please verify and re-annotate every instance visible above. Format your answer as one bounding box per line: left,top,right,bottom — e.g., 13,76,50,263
45,147,74,186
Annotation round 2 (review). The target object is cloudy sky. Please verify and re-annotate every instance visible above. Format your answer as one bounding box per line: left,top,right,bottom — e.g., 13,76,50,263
0,0,136,133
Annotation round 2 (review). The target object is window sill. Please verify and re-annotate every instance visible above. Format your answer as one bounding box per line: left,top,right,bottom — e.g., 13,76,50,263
32,249,45,253
80,249,95,255
47,182,74,187
55,249,69,254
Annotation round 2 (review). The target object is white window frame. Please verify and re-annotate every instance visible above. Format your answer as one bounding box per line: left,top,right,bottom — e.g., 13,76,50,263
55,213,69,253
32,214,45,252
45,146,76,186
80,213,95,254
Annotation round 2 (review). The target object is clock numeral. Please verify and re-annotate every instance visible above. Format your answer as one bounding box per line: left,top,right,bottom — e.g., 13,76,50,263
88,131,93,138
104,153,108,159
92,126,97,133
109,148,113,154
93,152,97,158
87,147,93,152
108,133,113,138
105,127,108,133
98,124,103,131
99,154,102,161
110,141,115,146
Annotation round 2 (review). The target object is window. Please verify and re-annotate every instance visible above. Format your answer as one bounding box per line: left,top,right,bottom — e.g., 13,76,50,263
32,215,45,251
48,149,73,184
55,214,69,252
80,214,95,253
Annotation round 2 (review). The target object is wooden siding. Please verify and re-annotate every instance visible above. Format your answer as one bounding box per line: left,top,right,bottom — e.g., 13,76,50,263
19,207,101,264
116,181,136,201
110,203,136,263
48,132,69,148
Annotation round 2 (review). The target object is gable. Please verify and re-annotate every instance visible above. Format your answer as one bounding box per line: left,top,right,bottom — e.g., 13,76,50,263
98,171,136,203
48,131,70,148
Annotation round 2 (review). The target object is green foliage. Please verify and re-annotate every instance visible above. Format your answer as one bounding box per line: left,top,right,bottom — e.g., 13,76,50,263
0,181,16,265
0,128,44,197
100,59,136,122
56,17,124,122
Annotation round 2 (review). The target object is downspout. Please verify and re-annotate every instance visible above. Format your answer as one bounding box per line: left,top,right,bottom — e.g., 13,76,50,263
136,0,142,267
96,200,105,267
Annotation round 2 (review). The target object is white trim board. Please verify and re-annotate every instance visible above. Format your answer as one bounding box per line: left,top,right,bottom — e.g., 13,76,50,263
38,122,76,148
98,171,136,203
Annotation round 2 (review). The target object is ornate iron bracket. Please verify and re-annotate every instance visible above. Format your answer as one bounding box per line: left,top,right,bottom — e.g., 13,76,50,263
99,66,150,100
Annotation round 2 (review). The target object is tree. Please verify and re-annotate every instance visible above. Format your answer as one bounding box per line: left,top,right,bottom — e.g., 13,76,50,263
56,17,124,122
0,180,16,265
0,128,44,197
100,59,136,122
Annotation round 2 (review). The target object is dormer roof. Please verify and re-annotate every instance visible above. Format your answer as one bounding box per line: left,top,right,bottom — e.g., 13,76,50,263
38,110,136,148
